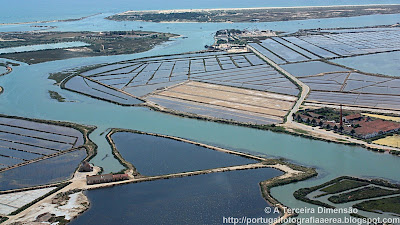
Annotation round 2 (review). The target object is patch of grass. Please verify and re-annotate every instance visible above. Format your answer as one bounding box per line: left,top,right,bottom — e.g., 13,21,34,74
291,128,309,135
48,90,66,102
293,187,335,209
328,186,400,204
0,62,19,67
52,189,82,205
295,176,400,217
373,134,400,148
336,139,348,142
362,113,400,122
1,31,177,64
49,215,69,225
353,196,400,215
320,179,369,194
48,72,73,84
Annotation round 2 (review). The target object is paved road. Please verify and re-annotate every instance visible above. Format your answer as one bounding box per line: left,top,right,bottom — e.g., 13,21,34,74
247,44,310,123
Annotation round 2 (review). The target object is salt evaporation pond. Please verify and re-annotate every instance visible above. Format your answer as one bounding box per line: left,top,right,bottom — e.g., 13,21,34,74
332,51,400,77
70,168,282,225
281,61,349,77
0,149,86,191
111,132,256,176
0,10,399,224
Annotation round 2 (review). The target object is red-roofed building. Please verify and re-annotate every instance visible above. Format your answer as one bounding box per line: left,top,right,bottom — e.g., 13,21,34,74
355,119,400,139
343,114,362,123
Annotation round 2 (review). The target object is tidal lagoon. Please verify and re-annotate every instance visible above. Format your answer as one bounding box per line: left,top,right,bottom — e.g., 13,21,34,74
1,3,400,224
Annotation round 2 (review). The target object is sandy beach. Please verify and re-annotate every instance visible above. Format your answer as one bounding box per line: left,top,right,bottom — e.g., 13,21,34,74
119,4,400,15
0,13,101,26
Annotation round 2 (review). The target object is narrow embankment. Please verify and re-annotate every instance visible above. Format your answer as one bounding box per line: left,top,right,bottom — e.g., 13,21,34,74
103,128,317,223
247,44,310,124
4,129,317,224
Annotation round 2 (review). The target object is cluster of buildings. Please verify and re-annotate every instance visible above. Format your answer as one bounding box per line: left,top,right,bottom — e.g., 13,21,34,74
237,29,276,38
296,109,400,139
209,29,277,52
344,114,400,139
79,161,130,185
86,173,129,185
209,29,247,52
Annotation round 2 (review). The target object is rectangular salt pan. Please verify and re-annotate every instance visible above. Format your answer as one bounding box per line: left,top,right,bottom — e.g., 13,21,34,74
248,43,286,64
260,39,308,63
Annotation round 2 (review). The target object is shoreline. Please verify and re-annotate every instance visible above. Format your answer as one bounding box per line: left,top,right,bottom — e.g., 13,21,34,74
108,4,400,24
4,128,317,224
146,99,400,153
1,3,399,224
1,4,399,26
0,31,178,64
57,47,400,155
98,128,318,223
119,4,400,15
0,13,101,26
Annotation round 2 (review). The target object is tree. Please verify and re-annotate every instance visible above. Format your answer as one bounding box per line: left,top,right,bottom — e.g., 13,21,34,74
326,124,331,130
351,129,355,135
306,118,310,124
333,125,338,130
319,121,323,127
311,118,316,124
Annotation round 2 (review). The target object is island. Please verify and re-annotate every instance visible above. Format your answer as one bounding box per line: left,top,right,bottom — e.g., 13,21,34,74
0,31,178,64
107,4,400,23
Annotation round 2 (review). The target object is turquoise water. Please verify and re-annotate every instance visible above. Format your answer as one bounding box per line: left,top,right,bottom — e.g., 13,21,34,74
332,51,400,77
0,42,89,54
0,5,399,224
